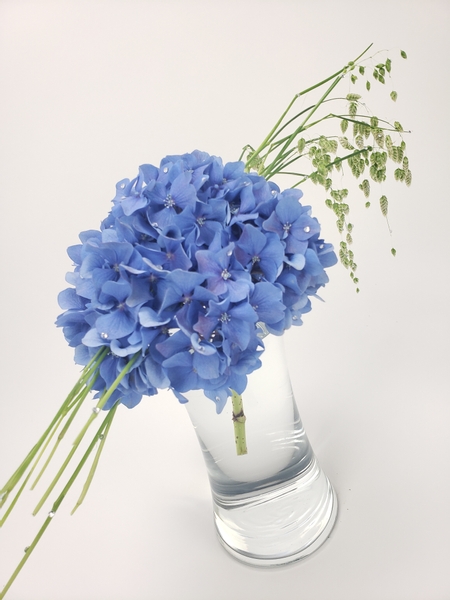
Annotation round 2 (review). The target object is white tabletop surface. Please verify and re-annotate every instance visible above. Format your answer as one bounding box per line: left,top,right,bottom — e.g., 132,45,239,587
1,1,449,599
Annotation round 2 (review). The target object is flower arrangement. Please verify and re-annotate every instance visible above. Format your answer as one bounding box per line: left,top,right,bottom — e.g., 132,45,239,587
0,44,410,598
56,151,337,444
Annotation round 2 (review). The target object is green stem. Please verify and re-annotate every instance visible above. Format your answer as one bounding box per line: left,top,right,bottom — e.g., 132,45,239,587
231,390,247,456
263,75,343,179
279,145,374,188
251,66,353,160
31,383,93,490
328,112,404,133
31,442,79,516
264,151,307,180
32,352,140,516
71,403,118,515
245,94,299,171
256,99,362,158
246,43,374,178
0,411,115,600
245,69,353,171
0,347,108,516
0,472,33,528
326,147,372,169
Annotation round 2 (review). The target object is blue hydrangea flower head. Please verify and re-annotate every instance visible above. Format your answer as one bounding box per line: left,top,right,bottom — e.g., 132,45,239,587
56,151,337,413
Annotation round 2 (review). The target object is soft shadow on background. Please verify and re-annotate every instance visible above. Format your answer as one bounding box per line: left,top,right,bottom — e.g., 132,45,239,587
1,1,449,599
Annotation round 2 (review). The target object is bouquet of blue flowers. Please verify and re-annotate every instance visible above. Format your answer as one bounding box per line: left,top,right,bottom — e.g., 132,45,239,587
58,151,336,412
0,44,410,598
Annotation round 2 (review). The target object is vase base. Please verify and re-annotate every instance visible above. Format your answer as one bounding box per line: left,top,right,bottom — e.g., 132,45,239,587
213,457,338,567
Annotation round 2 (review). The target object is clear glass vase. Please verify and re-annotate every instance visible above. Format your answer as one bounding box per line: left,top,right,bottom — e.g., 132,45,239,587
185,332,338,567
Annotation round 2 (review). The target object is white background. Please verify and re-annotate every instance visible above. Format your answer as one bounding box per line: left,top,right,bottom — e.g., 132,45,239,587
1,1,449,599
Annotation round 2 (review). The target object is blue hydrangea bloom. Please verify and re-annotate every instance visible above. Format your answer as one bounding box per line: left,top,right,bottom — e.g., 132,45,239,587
56,150,337,412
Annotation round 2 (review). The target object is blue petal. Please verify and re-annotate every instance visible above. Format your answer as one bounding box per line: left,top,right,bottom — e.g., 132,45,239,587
101,280,132,303
190,333,217,356
95,309,136,340
82,327,107,347
139,307,171,328
58,288,87,310
284,253,306,270
144,356,170,388
193,352,221,379
120,391,143,409
172,389,189,404
110,339,142,357
204,388,229,413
